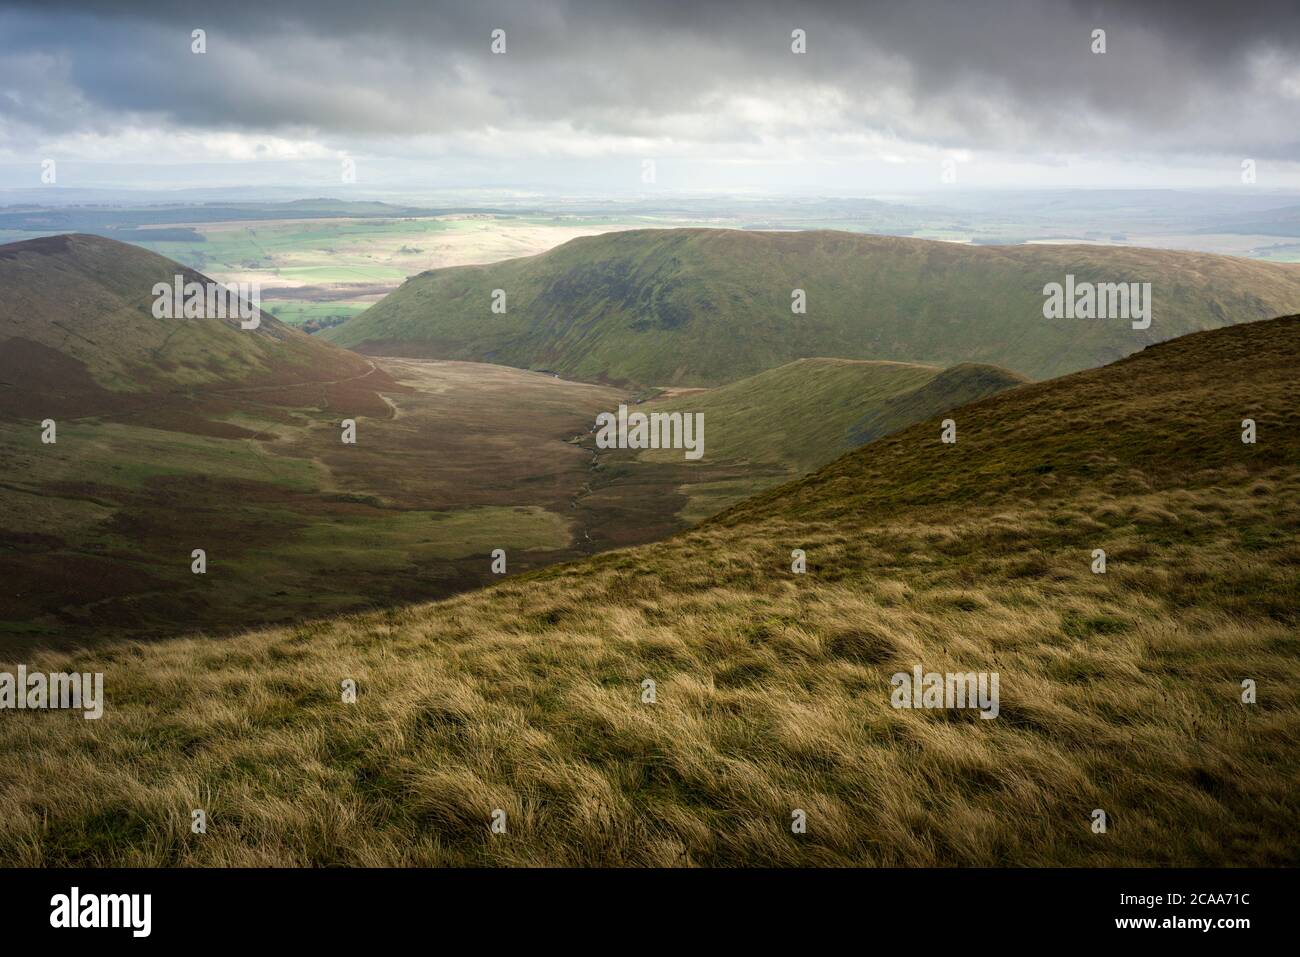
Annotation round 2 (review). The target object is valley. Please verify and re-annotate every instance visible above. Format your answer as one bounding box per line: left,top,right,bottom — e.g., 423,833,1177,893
0,235,657,648
3,339,1024,648
0,232,1043,649
4,0,1300,897
1,227,1296,868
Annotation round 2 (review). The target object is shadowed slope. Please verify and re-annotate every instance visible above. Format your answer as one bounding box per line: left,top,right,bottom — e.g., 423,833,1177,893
718,314,1300,526
849,362,1030,445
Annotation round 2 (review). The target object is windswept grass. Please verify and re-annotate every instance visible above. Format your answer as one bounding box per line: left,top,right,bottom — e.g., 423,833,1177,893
0,316,1297,866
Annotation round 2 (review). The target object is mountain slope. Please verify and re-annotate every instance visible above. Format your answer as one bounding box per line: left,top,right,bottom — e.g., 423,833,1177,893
5,314,1296,866
324,227,1300,385
653,358,929,469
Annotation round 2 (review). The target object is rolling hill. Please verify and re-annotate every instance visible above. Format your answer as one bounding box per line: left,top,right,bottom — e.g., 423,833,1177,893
5,314,1295,866
323,227,1300,385
645,357,1025,471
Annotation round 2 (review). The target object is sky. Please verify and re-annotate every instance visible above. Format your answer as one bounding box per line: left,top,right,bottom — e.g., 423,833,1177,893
1,0,1299,196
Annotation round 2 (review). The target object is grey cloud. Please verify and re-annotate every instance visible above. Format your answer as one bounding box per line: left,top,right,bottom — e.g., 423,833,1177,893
1,0,1298,160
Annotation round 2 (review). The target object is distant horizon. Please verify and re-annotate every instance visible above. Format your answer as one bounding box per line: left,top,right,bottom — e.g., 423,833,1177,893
5,183,1300,208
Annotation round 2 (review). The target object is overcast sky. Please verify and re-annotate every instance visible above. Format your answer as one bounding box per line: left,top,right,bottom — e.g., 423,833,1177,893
2,0,1299,194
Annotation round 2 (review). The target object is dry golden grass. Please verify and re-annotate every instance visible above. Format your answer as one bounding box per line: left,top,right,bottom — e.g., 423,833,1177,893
1,317,1297,866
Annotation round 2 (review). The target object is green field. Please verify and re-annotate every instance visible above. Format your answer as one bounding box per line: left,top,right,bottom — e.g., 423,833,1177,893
264,301,368,327
1,208,663,327
129,215,648,312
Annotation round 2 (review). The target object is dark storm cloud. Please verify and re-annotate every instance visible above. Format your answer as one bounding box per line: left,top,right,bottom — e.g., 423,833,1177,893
2,0,1298,159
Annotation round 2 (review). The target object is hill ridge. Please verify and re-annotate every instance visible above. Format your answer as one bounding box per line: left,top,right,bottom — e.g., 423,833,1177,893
325,227,1300,386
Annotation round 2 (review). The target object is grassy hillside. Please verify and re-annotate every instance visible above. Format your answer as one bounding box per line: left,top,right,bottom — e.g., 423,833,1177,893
848,362,1031,445
610,357,1025,521
3,315,1295,866
324,227,1300,385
